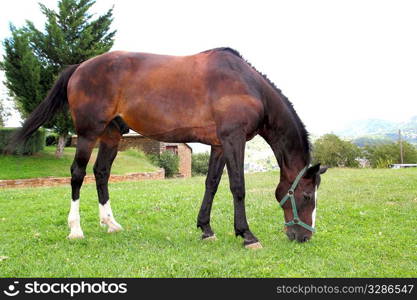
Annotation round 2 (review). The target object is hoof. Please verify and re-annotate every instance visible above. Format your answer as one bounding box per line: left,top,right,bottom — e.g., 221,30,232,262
67,232,84,239
100,218,123,233
202,234,217,241
244,242,263,249
107,224,123,233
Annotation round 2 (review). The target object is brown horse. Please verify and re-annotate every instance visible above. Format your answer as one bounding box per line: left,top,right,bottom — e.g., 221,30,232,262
9,47,327,248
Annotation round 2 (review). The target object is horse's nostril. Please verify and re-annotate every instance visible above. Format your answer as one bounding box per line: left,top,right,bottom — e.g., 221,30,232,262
286,232,295,240
301,235,309,243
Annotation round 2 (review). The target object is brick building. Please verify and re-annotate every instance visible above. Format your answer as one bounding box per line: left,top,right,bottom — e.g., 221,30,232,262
71,133,192,178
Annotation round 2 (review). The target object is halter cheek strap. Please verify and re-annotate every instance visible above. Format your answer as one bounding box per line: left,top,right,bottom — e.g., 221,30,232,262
279,166,316,233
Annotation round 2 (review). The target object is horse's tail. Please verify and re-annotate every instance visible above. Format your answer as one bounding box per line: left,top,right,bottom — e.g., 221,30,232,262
5,64,79,153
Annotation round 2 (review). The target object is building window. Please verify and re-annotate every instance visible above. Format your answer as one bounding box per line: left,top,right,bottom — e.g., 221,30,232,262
165,145,178,155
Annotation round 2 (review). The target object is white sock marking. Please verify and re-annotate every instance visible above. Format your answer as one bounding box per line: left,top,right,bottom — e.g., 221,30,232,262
67,199,84,239
99,201,123,233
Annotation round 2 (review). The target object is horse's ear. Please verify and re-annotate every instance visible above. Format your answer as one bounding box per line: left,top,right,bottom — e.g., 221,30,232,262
304,163,327,178
319,166,328,175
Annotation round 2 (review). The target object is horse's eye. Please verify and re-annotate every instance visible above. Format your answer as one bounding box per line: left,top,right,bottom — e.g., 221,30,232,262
303,193,311,201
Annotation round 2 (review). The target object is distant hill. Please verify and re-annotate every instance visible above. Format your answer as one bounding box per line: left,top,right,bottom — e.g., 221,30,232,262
337,119,397,137
336,116,417,145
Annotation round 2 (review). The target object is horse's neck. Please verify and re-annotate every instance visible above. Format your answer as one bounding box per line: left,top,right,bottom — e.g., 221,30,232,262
262,92,310,182
269,136,308,182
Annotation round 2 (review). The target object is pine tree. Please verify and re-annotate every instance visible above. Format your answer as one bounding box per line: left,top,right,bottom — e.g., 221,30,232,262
1,0,115,157
0,100,7,127
1,26,44,118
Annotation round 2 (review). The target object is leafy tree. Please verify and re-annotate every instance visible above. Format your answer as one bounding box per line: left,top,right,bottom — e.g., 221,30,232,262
312,134,362,168
1,0,115,157
364,141,417,168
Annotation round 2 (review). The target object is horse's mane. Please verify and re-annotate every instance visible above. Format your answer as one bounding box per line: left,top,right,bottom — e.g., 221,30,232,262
204,47,311,157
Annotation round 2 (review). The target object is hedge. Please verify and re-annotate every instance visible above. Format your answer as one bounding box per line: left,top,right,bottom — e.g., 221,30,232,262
0,127,45,155
192,152,210,176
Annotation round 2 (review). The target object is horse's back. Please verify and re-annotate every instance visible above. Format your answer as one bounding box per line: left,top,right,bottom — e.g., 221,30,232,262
67,49,264,144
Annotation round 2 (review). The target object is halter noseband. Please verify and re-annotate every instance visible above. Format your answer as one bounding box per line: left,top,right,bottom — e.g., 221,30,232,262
279,166,315,232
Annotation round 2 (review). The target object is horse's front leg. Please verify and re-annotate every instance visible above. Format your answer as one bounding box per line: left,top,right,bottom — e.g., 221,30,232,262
221,130,262,249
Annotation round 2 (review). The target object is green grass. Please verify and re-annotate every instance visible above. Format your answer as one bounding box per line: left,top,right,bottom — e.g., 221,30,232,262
0,147,157,180
0,168,416,277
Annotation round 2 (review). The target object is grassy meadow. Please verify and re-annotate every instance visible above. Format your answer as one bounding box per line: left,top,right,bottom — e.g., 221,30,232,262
0,146,157,180
0,168,416,277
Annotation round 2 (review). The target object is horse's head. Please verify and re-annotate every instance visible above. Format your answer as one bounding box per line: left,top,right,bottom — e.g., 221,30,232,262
276,163,327,243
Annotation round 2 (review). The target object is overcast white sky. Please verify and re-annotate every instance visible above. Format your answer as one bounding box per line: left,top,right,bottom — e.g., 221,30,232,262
1,0,417,137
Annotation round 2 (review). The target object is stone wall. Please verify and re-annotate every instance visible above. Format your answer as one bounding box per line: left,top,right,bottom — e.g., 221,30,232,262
0,169,165,189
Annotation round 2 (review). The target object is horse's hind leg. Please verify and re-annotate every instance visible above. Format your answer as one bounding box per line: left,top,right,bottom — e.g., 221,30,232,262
197,146,226,240
93,120,124,233
68,136,97,239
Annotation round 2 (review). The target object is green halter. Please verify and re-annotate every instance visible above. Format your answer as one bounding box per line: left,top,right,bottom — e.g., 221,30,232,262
279,166,315,232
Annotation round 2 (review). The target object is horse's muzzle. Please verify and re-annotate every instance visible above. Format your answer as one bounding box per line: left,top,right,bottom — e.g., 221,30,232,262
286,227,312,243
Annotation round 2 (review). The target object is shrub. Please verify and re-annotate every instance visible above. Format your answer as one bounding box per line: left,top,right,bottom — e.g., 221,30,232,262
148,151,179,177
0,127,45,155
192,152,210,176
375,158,394,169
